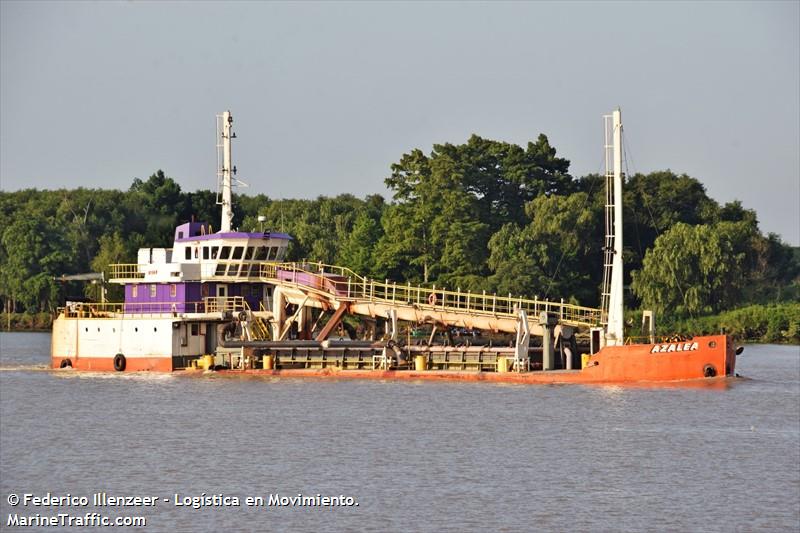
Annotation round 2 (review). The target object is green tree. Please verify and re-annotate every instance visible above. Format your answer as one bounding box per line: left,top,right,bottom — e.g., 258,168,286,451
631,222,747,316
339,211,383,277
88,232,130,302
487,192,603,304
1,217,70,312
378,149,489,286
386,134,572,236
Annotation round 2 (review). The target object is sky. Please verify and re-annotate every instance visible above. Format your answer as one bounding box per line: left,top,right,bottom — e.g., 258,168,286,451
1,1,798,245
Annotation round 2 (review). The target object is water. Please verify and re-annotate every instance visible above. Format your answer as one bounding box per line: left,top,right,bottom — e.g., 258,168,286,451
1,332,798,532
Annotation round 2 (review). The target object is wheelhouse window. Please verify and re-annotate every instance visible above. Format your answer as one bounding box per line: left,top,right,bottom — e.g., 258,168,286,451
253,246,268,261
211,246,219,259
185,247,191,260
220,246,231,260
203,247,209,260
232,246,244,260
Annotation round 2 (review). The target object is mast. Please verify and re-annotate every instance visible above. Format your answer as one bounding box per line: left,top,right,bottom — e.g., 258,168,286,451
601,108,625,346
217,111,236,233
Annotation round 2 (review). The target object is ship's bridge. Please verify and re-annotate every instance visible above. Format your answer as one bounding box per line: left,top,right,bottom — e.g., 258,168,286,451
111,222,292,284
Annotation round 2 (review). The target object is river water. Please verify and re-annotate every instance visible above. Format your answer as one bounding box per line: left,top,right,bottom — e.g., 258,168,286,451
0,332,798,532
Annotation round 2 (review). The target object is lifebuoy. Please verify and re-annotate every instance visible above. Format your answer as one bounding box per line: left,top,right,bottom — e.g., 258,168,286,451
113,353,126,372
59,358,72,369
428,293,437,306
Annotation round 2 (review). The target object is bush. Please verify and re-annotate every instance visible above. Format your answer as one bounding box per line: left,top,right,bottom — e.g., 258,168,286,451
653,303,800,344
0,312,54,331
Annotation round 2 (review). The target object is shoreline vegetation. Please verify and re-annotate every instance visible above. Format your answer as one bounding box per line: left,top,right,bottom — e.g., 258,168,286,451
2,135,798,339
2,302,799,344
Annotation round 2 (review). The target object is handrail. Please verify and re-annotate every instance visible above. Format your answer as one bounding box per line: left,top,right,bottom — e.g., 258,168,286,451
203,296,248,313
58,297,250,317
59,300,207,317
260,262,602,328
107,260,603,328
108,264,145,281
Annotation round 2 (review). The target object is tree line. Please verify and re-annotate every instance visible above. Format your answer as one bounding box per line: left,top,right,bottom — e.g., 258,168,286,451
1,133,797,319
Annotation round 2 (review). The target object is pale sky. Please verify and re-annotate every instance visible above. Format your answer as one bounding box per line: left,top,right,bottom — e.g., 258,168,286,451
1,1,798,245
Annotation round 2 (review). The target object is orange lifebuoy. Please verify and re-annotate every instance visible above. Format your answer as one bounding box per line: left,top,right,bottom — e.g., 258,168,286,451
428,293,437,306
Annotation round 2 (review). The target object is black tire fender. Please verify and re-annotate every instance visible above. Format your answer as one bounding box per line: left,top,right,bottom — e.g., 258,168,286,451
59,358,72,369
113,353,126,372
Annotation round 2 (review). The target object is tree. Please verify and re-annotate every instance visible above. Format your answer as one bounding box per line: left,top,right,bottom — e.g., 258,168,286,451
88,233,130,302
378,149,489,286
631,222,746,316
338,210,383,277
128,170,188,247
487,192,603,304
1,217,70,312
386,134,573,236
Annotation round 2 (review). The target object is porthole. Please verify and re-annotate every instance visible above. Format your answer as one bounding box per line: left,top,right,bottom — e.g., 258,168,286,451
85,327,88,332
709,341,717,348
112,328,116,333
154,327,157,332
135,327,138,332
97,328,100,332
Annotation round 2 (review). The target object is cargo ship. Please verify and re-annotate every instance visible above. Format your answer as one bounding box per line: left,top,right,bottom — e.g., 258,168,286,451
50,109,738,383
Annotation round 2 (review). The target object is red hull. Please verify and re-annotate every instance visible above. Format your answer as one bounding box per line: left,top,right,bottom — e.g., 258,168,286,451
52,335,735,385
51,356,173,372
209,334,736,385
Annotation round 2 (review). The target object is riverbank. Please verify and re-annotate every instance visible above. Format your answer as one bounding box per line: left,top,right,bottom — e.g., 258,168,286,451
656,302,800,344
1,312,53,332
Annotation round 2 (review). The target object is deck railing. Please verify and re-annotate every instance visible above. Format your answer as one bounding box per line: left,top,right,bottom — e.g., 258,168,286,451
260,262,602,328
107,260,603,328
59,300,207,317
203,296,248,313
108,264,145,281
58,296,253,318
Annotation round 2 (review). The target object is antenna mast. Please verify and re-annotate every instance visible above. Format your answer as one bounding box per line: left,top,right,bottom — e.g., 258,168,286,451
600,108,625,346
216,111,236,233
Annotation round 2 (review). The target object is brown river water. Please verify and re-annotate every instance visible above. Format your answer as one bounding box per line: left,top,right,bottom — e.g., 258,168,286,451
1,332,798,532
